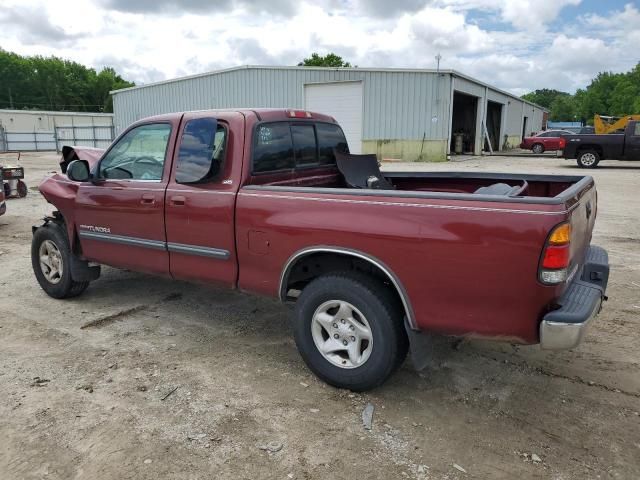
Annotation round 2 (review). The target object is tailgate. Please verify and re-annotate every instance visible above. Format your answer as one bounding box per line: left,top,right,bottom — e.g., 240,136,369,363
566,180,597,278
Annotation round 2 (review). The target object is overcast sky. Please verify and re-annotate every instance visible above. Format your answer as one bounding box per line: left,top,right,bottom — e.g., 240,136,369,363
0,0,637,95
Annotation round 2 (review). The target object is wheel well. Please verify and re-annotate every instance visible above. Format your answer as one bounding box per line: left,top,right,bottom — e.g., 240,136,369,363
280,250,413,327
577,145,604,159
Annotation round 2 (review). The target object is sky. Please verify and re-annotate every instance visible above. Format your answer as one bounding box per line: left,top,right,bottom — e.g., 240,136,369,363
0,0,638,96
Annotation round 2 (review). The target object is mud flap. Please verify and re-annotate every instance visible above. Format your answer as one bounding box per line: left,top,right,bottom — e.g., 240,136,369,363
404,318,433,371
70,257,101,282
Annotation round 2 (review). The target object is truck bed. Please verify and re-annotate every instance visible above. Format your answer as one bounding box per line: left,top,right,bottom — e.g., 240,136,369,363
248,168,593,205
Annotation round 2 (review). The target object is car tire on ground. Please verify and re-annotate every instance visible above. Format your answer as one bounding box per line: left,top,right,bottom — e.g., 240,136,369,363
31,222,90,299
292,271,409,391
532,143,545,154
576,149,600,168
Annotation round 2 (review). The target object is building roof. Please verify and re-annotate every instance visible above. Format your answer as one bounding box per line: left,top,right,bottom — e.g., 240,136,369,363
109,65,547,111
0,109,113,117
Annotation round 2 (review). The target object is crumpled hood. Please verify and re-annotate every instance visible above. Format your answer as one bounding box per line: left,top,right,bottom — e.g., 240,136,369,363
60,146,105,173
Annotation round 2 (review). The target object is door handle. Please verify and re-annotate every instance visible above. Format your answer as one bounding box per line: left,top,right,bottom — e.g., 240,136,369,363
141,193,156,205
171,195,186,206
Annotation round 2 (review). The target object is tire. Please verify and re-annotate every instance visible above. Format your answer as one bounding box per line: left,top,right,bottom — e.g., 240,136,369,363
292,272,409,391
576,149,600,168
31,222,89,299
532,143,544,154
17,180,27,198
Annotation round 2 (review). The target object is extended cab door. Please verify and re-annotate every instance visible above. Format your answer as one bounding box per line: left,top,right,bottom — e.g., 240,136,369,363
624,122,640,160
164,112,244,287
74,120,178,274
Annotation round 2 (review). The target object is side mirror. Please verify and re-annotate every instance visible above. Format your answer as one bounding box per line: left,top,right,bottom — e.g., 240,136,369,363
66,160,91,182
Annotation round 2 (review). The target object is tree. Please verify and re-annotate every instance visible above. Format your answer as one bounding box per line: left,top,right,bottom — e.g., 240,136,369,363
549,95,577,122
521,89,571,110
298,53,352,68
0,48,134,112
522,62,640,125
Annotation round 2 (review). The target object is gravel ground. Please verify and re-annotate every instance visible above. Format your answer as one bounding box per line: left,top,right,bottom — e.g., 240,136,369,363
0,152,638,480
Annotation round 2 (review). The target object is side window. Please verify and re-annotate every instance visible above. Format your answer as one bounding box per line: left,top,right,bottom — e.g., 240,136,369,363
253,123,294,173
176,118,227,184
316,123,349,164
634,123,640,136
99,124,171,180
291,124,317,166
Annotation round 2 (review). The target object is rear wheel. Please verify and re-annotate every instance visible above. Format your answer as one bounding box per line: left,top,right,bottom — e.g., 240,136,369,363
31,222,89,299
532,143,545,154
292,272,408,391
576,149,600,168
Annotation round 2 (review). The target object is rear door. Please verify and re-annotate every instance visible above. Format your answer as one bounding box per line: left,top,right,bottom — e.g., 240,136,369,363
74,120,178,274
164,112,244,287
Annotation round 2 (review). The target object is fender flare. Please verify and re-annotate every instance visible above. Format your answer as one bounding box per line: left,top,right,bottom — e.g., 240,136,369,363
279,245,418,329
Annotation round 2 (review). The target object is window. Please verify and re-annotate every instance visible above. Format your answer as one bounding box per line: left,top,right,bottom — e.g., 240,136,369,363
252,122,349,173
253,123,294,173
99,124,171,180
317,123,349,164
634,123,640,136
176,118,227,184
291,124,317,165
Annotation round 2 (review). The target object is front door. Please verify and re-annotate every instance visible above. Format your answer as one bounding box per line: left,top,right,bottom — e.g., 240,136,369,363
74,121,177,275
164,112,243,287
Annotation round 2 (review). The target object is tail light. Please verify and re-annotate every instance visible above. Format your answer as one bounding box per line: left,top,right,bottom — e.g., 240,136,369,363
539,222,571,284
558,137,566,150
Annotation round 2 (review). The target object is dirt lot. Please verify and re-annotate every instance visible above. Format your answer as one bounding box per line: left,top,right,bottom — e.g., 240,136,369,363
1,153,638,480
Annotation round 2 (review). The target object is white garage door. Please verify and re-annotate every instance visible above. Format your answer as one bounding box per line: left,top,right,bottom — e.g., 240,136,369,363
304,81,363,154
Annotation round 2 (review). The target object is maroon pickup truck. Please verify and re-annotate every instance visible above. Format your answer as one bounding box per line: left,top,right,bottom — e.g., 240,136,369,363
32,109,610,391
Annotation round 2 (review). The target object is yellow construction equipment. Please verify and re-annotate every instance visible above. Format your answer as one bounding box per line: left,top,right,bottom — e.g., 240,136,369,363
594,114,640,134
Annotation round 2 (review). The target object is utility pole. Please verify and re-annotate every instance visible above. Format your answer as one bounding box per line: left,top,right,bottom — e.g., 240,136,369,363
8,87,13,109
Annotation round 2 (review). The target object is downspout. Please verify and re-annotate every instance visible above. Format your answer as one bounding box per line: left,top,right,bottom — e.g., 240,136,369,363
446,74,455,160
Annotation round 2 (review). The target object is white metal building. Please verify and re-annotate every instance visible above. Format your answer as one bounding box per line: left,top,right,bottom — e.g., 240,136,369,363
0,109,114,152
111,66,547,161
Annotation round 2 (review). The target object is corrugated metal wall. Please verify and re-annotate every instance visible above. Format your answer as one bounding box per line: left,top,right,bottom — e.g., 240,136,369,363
112,67,545,148
113,68,452,141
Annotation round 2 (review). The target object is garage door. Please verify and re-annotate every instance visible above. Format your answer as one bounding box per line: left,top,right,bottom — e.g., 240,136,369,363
304,81,363,154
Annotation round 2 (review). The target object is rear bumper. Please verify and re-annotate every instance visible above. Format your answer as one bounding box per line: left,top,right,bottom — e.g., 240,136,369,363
540,245,609,350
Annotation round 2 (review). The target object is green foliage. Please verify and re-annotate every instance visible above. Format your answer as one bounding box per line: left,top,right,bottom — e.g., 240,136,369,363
521,89,571,110
0,48,134,113
298,53,352,68
522,62,640,124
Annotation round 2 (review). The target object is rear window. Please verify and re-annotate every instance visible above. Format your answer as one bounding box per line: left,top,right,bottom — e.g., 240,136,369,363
253,123,294,173
253,122,348,174
317,123,349,164
291,124,317,165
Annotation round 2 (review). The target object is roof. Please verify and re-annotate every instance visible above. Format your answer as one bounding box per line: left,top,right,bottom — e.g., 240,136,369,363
0,109,113,117
109,65,547,111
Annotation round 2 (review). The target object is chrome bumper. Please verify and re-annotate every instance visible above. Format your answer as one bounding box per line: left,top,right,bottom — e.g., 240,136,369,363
540,245,609,350
540,296,602,349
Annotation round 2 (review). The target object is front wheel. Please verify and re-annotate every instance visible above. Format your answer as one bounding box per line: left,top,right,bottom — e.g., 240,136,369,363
292,272,408,391
31,222,89,299
576,149,600,168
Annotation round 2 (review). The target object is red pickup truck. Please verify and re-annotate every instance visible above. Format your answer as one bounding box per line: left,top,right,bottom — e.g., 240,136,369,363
32,109,610,391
